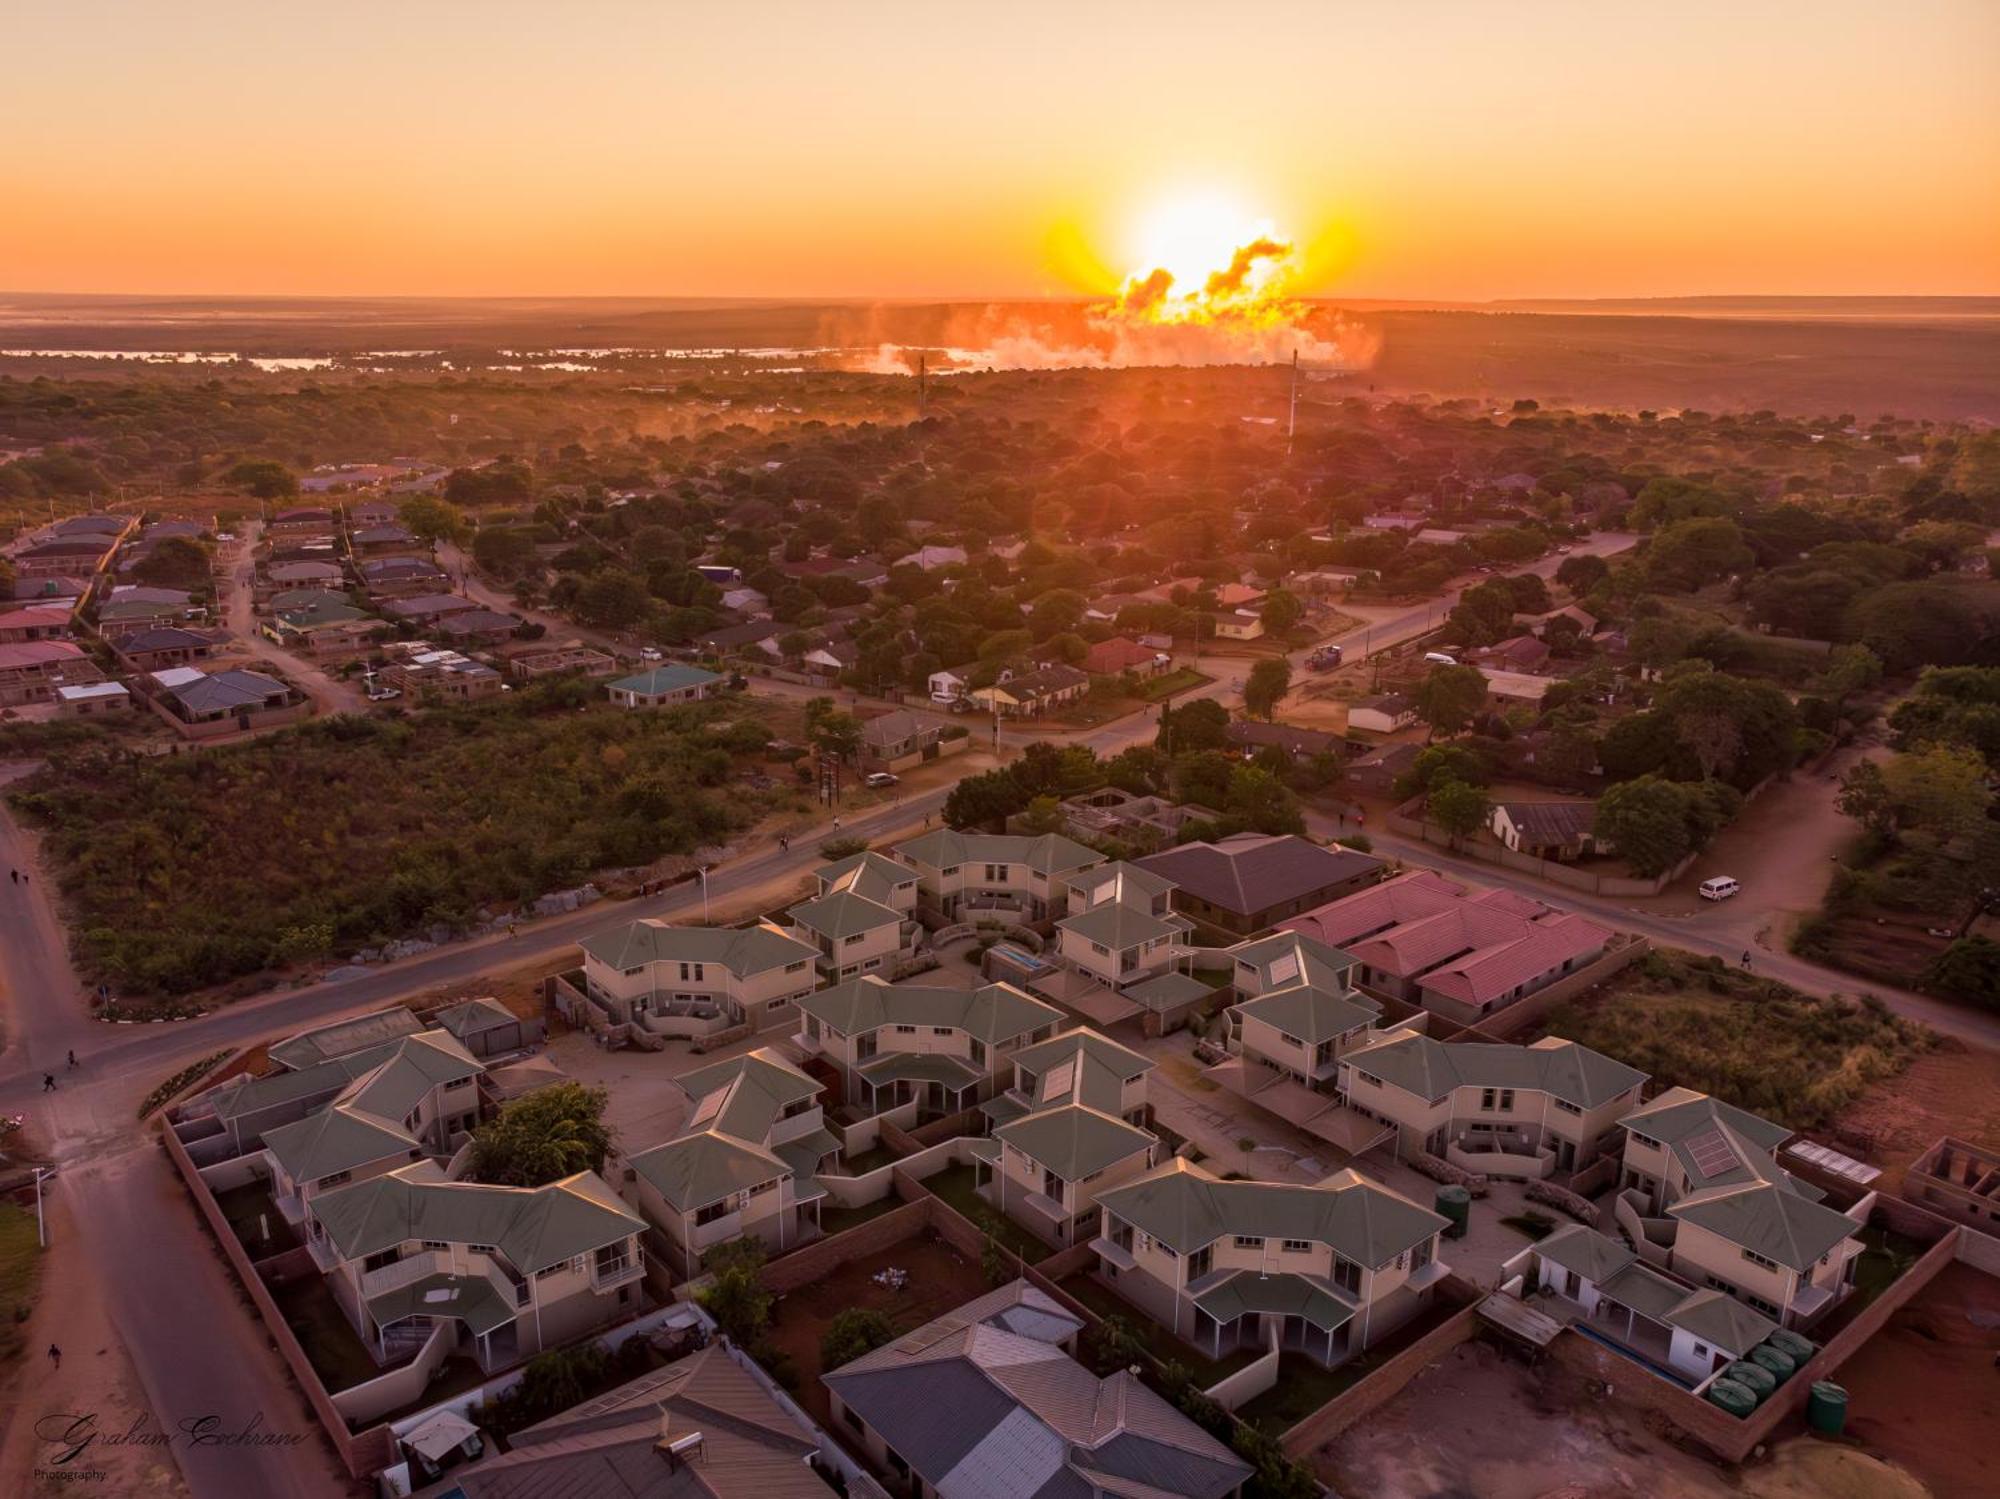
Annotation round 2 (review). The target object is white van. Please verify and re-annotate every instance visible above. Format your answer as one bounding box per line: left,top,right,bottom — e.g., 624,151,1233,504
1423,651,1458,666
1698,876,1741,901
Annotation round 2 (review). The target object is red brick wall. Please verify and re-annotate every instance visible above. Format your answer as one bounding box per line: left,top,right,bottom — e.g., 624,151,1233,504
1278,1298,1481,1459
761,1200,934,1294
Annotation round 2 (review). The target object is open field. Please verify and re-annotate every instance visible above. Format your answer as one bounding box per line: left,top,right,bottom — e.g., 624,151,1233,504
1542,950,1929,1132
0,1203,39,1374
1835,1039,2000,1193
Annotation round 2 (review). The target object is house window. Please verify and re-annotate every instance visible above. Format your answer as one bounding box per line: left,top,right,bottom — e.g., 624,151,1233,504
932,1026,953,1036
1280,1032,1303,1048
317,1170,351,1190
1480,1088,1516,1112
1234,1235,1264,1250
1747,1294,1781,1319
768,995,789,1011
1411,1238,1433,1271
694,1201,732,1226
468,1244,496,1254
1742,1248,1779,1271
678,961,705,983
363,1249,401,1272
748,1179,778,1197
895,1024,918,1034
420,1240,449,1251
1333,1255,1362,1294
1630,1131,1662,1151
1282,1239,1312,1254
1554,1099,1582,1116
1355,1070,1381,1088
970,1039,986,1065
984,863,1008,882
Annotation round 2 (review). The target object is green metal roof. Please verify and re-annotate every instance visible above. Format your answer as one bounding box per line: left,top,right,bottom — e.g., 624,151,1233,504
1192,1271,1355,1332
787,888,901,941
1058,899,1184,950
816,851,917,905
894,828,1102,877
1534,1224,1636,1285
607,664,721,696
995,1106,1154,1182
268,1006,424,1071
798,977,1062,1043
1345,1032,1646,1110
1121,972,1212,1012
857,1052,986,1091
263,1105,418,1183
311,1166,640,1273
1232,985,1380,1046
367,1272,515,1338
628,1131,789,1215
1664,1289,1777,1357
1669,1182,1860,1273
580,919,817,976
1597,1260,1694,1323
1096,1160,1446,1268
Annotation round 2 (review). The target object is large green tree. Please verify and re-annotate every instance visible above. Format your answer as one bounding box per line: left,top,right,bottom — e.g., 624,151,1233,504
469,1082,614,1187
1414,664,1489,740
1243,658,1292,720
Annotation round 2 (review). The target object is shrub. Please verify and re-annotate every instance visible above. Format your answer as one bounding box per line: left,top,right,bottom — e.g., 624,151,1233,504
820,1308,895,1371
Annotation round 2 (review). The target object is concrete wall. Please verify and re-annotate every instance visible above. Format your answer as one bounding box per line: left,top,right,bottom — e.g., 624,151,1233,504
330,1322,455,1424
1205,1339,1281,1410
1278,1293,1482,1459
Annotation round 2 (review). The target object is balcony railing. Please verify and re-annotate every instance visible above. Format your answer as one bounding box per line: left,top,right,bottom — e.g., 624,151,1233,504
590,1254,644,1293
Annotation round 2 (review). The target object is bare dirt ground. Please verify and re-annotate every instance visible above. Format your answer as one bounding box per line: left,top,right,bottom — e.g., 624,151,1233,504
1312,1337,1930,1499
1832,1260,2000,1498
1835,1039,2000,1192
0,1198,190,1499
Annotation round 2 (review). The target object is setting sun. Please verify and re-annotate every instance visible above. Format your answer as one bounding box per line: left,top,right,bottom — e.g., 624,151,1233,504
1128,192,1274,291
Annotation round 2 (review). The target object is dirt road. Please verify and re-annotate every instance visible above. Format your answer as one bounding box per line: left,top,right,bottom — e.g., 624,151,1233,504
217,525,367,715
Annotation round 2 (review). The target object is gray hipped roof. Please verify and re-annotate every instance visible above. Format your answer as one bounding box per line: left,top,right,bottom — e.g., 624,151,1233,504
1343,1032,1647,1110
310,1164,640,1273
580,920,817,976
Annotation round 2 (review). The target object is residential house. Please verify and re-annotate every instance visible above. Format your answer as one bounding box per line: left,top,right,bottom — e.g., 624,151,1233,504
1488,801,1608,861
0,603,74,643
1338,1032,1646,1183
359,556,451,597
1477,667,1553,707
1282,870,1614,1025
927,668,969,702
1083,636,1170,676
1345,741,1421,797
11,537,118,580
970,1028,1160,1247
448,1342,836,1499
433,996,545,1059
606,664,722,708
858,708,942,769
1225,930,1384,1090
507,647,618,681
268,1006,428,1072
970,663,1089,717
614,1049,838,1278
256,561,347,601
1051,862,1194,992
1475,634,1553,674
895,544,967,572
267,596,381,655
110,626,220,673
1135,833,1386,937
305,1163,645,1372
577,921,821,1038
1209,609,1264,641
694,619,781,660
825,1281,1252,1499
1518,1223,1779,1382
55,681,130,717
794,976,1065,1116
268,506,337,535
1092,1158,1450,1368
434,608,523,648
1361,511,1427,531
1615,1088,1865,1329
143,665,307,737
719,585,769,616
783,876,917,982
346,524,422,557
382,592,480,626
0,640,96,706
1225,720,1342,762
96,585,198,635
892,828,1104,921
1412,528,1469,547
1347,694,1417,735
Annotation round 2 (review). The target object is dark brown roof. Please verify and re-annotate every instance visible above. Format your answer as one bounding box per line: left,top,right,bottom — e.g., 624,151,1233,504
1136,834,1383,918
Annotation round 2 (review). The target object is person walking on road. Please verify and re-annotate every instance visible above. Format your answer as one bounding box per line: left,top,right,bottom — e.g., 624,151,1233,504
66,1050,77,1070
42,1073,56,1092
47,1345,60,1368
1741,950,1753,969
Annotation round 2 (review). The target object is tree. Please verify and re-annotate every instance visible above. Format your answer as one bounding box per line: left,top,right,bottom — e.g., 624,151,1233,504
1088,1313,1149,1371
1019,794,1065,834
820,1308,896,1371
1676,708,1743,782
1809,644,1882,712
1157,697,1230,754
698,1239,773,1346
1644,516,1754,592
1589,774,1736,878
228,459,297,500
1028,588,1086,638
804,697,863,761
1393,743,1490,799
1243,658,1292,720
468,1082,614,1187
129,535,211,591
1426,778,1489,848
474,526,541,579
399,495,465,545
1414,664,1489,740
1258,588,1304,637
1224,765,1304,834
1883,743,1992,842
1922,937,2000,1008
1836,760,1896,836
1556,552,1610,596
575,569,652,628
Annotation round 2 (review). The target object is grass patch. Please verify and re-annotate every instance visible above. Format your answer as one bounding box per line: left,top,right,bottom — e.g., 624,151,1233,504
1543,948,1929,1131
922,1163,1049,1264
1133,667,1214,702
819,1194,911,1236
10,691,783,996
1234,1351,1372,1435
270,1274,381,1392
0,1203,42,1372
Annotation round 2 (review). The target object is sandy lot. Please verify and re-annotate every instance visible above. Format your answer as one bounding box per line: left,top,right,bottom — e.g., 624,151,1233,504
1314,1336,1931,1499
1832,1260,2000,1497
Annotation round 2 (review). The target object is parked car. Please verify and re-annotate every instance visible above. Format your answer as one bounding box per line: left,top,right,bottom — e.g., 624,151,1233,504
863,772,899,789
1308,644,1343,671
1698,876,1741,901
1423,651,1459,666
638,647,664,662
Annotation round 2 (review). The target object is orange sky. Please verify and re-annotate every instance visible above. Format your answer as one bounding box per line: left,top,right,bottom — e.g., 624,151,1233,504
3,0,1996,300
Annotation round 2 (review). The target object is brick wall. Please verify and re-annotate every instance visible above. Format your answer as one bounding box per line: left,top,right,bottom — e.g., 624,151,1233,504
159,1120,394,1478
761,1200,934,1295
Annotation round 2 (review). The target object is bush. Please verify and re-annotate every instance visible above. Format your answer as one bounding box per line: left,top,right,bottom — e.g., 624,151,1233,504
820,1307,895,1371
818,835,871,861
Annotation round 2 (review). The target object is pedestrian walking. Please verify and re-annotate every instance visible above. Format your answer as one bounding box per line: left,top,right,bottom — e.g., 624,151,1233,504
47,1345,60,1368
66,1050,77,1070
779,836,789,853
1741,950,1753,969
42,1073,56,1093
8,868,16,884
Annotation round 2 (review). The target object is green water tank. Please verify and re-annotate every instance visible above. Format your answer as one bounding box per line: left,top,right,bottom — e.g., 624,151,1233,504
1768,1327,1817,1364
1435,1185,1470,1240
1723,1360,1776,1400
1750,1342,1798,1383
1807,1381,1849,1435
1706,1378,1758,1418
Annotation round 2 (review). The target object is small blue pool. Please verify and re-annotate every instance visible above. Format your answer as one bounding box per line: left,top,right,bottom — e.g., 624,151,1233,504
989,943,1048,973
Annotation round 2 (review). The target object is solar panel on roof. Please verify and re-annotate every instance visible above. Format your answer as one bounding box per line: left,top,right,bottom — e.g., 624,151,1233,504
1268,952,1300,986
1685,1127,1740,1178
688,1088,728,1129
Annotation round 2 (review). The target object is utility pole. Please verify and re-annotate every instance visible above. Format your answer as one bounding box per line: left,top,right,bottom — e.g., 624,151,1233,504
917,352,927,420
1287,349,1299,454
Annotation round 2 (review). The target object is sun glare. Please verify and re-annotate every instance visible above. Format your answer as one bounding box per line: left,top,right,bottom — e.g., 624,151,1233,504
1131,192,1272,289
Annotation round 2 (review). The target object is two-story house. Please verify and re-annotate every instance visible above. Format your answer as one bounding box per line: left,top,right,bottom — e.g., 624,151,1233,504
1338,1032,1647,1184
795,976,1066,1116
783,873,917,982
970,1029,1161,1248
1225,931,1384,1090
305,1163,645,1373
614,1049,838,1279
1051,862,1194,991
1616,1087,1865,1328
262,1029,487,1225
578,920,821,1036
892,829,1104,922
1092,1159,1450,1367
